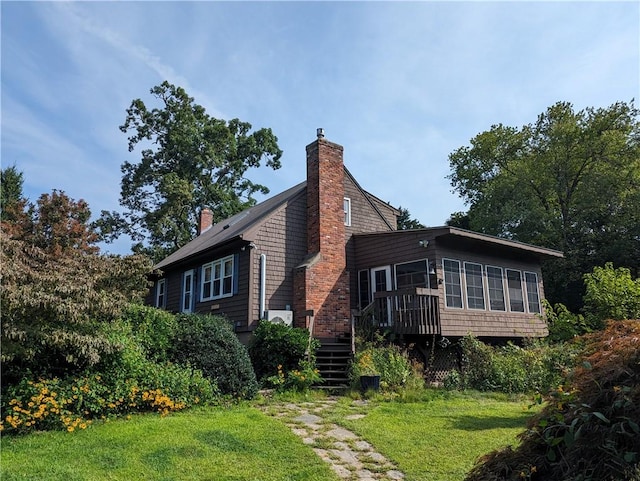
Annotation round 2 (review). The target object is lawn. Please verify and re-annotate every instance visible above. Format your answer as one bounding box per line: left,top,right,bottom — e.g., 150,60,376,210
332,391,537,481
1,391,537,481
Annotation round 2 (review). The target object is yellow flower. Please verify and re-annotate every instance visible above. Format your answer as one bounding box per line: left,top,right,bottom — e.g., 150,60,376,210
67,426,74,432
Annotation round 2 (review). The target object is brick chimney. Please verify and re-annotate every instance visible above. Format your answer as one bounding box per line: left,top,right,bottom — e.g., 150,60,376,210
293,129,351,337
198,208,213,235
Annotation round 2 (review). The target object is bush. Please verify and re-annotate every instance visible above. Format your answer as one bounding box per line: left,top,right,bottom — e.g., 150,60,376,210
120,303,177,363
543,300,591,343
457,335,579,394
350,343,420,392
248,321,317,384
583,263,640,328
170,314,258,399
465,320,640,481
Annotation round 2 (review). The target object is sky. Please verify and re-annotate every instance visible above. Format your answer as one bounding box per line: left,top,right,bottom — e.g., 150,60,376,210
2,1,639,255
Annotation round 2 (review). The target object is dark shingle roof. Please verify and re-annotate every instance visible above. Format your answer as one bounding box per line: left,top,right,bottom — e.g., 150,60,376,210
154,182,306,270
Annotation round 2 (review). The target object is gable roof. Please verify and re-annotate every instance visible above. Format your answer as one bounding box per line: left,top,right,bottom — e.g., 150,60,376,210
354,226,564,259
154,182,306,270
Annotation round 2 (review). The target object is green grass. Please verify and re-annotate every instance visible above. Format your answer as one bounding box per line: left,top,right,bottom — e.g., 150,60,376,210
1,391,538,481
0,406,340,481
333,391,538,481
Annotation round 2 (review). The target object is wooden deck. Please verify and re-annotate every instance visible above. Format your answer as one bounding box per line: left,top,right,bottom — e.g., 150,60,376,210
356,288,441,336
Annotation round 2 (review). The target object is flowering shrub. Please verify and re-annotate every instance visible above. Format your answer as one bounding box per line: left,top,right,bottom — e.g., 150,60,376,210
1,363,217,435
267,360,322,392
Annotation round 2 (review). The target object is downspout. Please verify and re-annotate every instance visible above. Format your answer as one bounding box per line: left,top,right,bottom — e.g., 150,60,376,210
259,253,266,320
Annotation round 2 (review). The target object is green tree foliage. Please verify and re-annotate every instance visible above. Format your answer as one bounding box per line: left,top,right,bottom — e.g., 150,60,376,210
445,211,471,229
0,179,152,385
396,206,425,230
1,165,27,225
583,263,640,328
448,101,640,310
97,81,283,261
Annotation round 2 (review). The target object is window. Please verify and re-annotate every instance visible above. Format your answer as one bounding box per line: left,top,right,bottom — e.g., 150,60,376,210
486,266,506,311
525,272,541,313
182,269,195,313
464,262,485,310
358,270,371,309
155,278,166,308
201,255,234,300
443,259,463,308
343,197,351,226
506,269,525,312
395,259,429,290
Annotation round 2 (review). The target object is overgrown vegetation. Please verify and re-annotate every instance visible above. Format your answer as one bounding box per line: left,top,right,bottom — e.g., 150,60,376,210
248,321,320,391
443,335,580,394
350,341,425,393
465,320,640,481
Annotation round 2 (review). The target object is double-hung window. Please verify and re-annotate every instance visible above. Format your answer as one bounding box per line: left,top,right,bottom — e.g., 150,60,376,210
506,269,525,312
464,262,485,310
201,255,234,301
525,272,541,313
155,278,166,308
443,259,463,308
486,266,506,311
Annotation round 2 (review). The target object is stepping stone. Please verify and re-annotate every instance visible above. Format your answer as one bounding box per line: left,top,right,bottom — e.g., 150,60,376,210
345,414,366,420
294,413,322,424
326,426,358,440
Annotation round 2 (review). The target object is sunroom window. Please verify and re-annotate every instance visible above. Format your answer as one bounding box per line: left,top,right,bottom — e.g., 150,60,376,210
464,262,485,310
486,266,506,311
506,269,525,312
525,271,541,313
395,259,429,290
443,259,463,308
155,278,166,308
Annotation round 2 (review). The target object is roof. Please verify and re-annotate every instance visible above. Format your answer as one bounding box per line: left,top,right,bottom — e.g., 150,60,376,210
354,226,564,259
154,182,306,270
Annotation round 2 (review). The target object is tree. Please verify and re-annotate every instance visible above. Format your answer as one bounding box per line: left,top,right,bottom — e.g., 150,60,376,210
396,206,425,230
0,177,152,385
445,211,471,230
448,101,640,310
1,165,29,230
97,81,283,261
583,263,640,327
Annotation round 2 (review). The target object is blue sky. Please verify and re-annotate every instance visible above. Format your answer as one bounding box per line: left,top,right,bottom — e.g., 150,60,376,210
2,1,638,255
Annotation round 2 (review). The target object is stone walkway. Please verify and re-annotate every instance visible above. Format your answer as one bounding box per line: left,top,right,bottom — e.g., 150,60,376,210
260,398,405,481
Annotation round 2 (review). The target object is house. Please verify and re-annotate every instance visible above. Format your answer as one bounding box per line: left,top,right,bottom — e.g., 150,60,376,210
149,129,563,384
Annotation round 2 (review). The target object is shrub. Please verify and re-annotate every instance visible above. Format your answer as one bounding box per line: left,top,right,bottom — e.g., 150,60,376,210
464,320,640,481
350,344,419,391
120,303,177,363
457,335,579,394
583,263,640,328
170,314,258,399
267,359,322,392
248,321,317,383
543,300,590,343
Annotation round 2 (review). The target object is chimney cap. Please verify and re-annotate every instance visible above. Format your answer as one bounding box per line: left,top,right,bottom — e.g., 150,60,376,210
316,128,325,139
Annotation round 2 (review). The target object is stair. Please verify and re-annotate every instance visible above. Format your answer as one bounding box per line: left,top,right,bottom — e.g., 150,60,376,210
315,337,353,390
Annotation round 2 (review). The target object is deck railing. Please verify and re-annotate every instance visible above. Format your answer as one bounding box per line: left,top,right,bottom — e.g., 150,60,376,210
356,288,440,336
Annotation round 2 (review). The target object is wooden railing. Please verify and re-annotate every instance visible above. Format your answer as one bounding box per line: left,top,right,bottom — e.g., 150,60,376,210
360,288,440,336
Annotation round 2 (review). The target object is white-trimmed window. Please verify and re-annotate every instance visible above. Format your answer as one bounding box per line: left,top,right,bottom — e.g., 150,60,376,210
443,259,463,308
486,266,506,311
525,271,541,313
182,269,195,313
395,259,429,290
464,262,485,310
506,269,525,312
155,278,166,308
343,197,351,226
201,255,234,301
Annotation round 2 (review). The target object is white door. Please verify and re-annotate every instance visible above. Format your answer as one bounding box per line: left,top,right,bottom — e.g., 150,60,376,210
371,266,392,326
